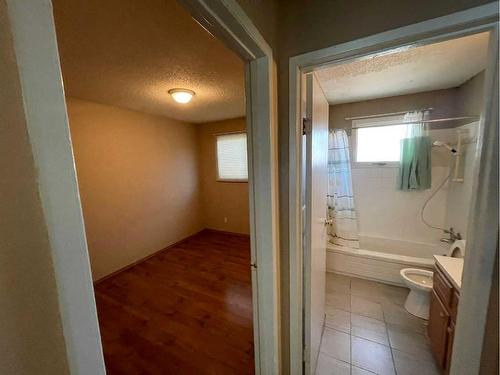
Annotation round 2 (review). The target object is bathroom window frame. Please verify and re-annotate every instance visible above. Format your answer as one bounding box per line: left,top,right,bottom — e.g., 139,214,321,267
350,113,406,168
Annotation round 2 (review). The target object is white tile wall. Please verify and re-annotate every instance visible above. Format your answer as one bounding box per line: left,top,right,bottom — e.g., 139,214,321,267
352,165,449,251
350,128,457,257
445,122,478,239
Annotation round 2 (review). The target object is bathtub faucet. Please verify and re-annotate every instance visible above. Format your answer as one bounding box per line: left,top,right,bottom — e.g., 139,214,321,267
440,227,462,244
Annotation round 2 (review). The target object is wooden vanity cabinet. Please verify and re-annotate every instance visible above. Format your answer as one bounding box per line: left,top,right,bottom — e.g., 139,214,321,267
428,290,449,367
428,266,460,373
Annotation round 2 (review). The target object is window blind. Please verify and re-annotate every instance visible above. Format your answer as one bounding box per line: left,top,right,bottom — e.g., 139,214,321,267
216,133,248,181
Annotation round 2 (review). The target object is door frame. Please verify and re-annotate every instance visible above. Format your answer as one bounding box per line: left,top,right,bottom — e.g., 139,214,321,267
288,3,499,373
6,1,279,374
303,73,329,375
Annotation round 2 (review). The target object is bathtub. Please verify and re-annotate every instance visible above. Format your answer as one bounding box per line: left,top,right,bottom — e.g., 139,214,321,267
326,236,440,286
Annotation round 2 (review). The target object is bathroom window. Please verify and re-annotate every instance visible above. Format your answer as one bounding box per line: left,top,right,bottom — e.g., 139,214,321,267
352,114,406,165
215,132,248,181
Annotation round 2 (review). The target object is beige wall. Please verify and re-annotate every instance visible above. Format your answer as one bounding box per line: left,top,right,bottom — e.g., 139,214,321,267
67,99,249,280
329,71,486,130
457,70,486,117
236,0,277,52
329,88,458,129
0,1,69,373
199,118,250,234
67,98,204,280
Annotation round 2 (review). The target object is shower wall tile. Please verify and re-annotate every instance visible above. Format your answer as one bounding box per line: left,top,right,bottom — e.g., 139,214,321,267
351,159,451,257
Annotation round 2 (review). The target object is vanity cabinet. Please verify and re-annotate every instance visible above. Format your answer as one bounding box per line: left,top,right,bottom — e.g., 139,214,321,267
428,266,460,373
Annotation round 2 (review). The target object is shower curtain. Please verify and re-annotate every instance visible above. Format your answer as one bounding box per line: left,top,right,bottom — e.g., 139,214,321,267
327,129,359,248
397,111,432,191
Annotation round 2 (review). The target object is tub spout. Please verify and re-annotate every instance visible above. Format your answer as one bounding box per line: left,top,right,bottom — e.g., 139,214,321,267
440,227,462,244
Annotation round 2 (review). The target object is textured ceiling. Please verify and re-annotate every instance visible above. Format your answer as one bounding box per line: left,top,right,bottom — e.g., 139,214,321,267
52,0,245,123
316,32,489,105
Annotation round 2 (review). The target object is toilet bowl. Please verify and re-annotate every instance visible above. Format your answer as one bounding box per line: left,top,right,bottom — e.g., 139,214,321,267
400,268,434,320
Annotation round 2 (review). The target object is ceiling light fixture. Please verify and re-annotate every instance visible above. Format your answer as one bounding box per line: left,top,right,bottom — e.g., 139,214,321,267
169,88,195,104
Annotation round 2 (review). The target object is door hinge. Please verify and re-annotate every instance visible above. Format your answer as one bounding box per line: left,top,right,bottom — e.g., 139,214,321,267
302,117,312,135
303,344,309,364
250,262,257,269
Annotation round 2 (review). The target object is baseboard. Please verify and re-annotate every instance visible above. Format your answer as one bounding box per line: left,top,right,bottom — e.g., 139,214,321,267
93,229,205,285
203,228,250,238
93,228,250,285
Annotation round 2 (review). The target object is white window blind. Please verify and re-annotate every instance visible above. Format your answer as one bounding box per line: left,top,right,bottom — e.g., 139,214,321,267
216,133,248,181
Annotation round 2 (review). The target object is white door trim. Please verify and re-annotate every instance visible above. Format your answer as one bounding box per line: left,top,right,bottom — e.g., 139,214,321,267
288,3,499,373
6,0,279,374
179,4,280,373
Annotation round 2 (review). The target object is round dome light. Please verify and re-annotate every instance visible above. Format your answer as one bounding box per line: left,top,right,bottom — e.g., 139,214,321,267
168,88,195,104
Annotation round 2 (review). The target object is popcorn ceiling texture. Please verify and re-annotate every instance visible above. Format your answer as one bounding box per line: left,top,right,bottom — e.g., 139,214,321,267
52,0,245,123
315,32,489,105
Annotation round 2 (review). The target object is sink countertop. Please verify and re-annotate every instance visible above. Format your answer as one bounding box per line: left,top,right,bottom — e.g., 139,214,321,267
434,255,464,291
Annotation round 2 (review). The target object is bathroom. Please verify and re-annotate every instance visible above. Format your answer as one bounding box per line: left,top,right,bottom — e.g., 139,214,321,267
312,32,490,374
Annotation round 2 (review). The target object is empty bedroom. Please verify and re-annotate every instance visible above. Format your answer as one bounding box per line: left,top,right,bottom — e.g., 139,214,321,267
52,0,254,373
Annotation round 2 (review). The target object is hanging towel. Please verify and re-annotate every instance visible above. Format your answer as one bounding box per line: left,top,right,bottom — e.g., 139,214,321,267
397,110,432,191
398,135,432,190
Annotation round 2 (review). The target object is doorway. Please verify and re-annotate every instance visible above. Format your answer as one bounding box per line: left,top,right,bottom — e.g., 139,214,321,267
290,7,498,375
5,0,278,373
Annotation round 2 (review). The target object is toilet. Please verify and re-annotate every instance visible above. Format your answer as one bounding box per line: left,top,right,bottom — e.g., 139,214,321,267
400,268,434,319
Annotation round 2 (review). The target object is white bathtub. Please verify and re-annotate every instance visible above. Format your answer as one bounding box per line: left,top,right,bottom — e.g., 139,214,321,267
326,237,439,286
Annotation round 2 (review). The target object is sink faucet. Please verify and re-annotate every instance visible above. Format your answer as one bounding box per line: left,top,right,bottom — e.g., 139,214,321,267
440,227,462,244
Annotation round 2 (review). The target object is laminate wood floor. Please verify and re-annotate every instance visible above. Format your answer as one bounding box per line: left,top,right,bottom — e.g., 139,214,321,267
94,230,255,374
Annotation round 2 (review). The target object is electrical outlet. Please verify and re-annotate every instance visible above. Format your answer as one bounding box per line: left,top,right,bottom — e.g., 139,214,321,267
223,217,228,223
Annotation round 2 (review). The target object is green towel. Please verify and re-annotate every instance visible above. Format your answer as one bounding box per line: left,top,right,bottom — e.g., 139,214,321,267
398,136,432,190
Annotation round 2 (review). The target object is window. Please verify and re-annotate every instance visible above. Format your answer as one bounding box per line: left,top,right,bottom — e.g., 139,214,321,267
216,132,248,181
353,115,406,164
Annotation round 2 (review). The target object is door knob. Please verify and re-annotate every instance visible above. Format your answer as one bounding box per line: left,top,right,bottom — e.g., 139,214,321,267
324,218,333,226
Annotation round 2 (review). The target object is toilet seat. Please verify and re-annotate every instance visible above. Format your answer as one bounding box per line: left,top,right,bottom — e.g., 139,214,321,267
400,268,433,291
400,268,434,319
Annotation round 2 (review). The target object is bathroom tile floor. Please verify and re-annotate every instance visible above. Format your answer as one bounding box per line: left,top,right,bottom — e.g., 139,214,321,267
317,273,441,375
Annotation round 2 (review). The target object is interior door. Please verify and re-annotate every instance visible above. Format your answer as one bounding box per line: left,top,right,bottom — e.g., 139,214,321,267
303,73,329,374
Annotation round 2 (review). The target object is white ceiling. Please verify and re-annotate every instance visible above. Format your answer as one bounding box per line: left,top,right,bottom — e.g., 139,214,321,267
315,32,489,105
53,0,245,123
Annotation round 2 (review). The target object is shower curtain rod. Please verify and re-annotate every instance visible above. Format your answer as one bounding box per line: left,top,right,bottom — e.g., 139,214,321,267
344,108,434,121
337,116,479,130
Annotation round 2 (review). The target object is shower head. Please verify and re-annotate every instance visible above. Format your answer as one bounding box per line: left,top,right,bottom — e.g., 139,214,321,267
433,141,457,153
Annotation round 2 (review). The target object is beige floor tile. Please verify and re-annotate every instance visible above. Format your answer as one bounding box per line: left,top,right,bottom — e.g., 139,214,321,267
387,326,434,361
351,326,389,346
351,336,396,375
351,313,389,346
351,366,377,375
350,278,383,301
315,353,350,375
326,274,350,294
326,281,350,294
351,313,386,333
393,349,441,375
326,272,351,287
350,277,380,291
351,296,384,321
326,291,350,312
379,283,409,306
325,308,351,333
382,302,427,334
320,328,351,363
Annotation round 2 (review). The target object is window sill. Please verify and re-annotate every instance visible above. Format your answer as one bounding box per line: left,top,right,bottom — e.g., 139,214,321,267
216,179,248,183
352,162,400,169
